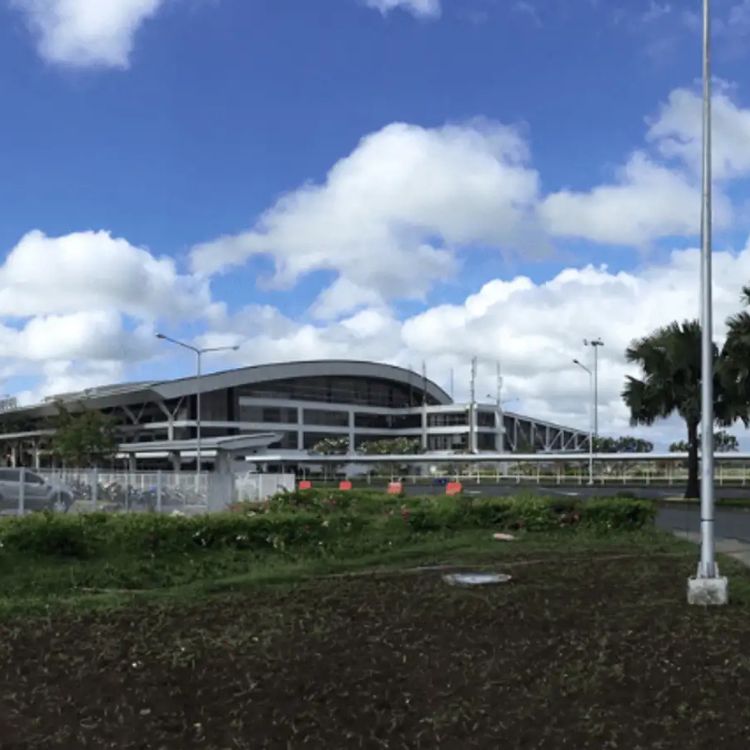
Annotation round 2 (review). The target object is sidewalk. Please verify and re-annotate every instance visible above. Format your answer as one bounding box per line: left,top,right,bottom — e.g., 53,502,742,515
673,530,750,569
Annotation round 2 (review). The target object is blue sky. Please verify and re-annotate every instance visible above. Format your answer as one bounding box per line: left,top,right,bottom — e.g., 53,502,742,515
3,0,750,445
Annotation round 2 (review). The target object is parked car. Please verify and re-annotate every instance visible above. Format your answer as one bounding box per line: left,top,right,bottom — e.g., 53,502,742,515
0,469,74,513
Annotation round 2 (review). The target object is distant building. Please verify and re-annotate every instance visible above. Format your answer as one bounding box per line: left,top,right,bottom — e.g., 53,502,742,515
0,360,588,469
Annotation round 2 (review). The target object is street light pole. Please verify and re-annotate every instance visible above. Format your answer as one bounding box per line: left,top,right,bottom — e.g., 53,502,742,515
573,359,594,486
584,338,604,441
156,334,239,479
687,0,728,605
196,348,202,477
700,0,716,580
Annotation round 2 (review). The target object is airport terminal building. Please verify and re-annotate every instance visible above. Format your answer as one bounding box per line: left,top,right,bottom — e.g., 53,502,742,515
0,360,588,470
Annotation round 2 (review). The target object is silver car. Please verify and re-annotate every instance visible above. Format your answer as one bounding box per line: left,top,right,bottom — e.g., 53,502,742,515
0,469,74,513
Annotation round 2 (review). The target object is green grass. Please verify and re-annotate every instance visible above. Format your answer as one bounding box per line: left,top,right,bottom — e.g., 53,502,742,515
0,525,718,618
0,493,662,617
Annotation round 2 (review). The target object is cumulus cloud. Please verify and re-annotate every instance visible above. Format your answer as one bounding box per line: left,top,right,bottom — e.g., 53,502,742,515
400,242,750,433
0,229,217,402
14,359,128,405
10,0,165,68
539,151,711,245
648,84,750,180
191,121,542,318
199,238,750,446
363,0,441,18
193,83,750,315
0,230,214,321
539,83,750,245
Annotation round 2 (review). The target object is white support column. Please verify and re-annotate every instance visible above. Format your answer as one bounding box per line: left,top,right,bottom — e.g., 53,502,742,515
297,407,304,451
18,467,25,516
348,409,355,454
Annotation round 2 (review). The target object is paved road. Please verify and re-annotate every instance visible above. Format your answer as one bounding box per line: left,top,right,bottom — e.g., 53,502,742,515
656,505,750,543
399,482,750,501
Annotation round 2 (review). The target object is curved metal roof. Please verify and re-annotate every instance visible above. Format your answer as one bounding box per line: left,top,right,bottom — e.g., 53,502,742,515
2,360,452,418
153,359,452,404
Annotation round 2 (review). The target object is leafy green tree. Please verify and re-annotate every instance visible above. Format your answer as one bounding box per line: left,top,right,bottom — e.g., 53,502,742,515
358,437,421,455
670,430,739,453
622,320,735,499
310,437,350,455
715,430,740,452
593,436,654,453
718,289,750,425
52,402,118,468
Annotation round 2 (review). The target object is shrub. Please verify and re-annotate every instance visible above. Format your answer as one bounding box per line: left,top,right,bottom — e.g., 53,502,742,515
0,513,94,558
0,495,655,560
580,498,656,531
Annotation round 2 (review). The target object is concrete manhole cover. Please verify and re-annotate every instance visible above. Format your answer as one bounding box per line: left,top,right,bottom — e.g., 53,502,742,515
443,572,512,587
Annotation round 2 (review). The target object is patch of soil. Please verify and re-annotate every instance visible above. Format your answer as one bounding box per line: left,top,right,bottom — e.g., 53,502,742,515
1,553,750,749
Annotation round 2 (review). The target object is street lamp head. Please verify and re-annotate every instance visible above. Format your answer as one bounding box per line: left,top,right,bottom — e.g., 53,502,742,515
155,333,166,340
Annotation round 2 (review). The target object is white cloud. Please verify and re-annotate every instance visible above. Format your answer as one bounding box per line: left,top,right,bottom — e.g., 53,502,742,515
399,242,750,435
648,85,750,180
0,230,214,321
194,83,750,313
15,359,127,405
200,238,750,447
10,0,165,68
539,151,711,245
642,1,671,23
539,84,750,245
0,229,218,402
191,121,541,318
363,0,441,18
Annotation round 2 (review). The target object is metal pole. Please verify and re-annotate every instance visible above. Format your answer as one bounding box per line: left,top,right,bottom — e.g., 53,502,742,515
497,361,504,453
196,350,202,480
593,345,599,440
588,370,594,486
470,357,477,454
585,338,604,441
573,359,594,485
699,0,716,578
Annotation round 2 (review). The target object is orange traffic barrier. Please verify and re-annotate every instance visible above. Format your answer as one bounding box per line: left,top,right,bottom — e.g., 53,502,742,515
338,480,353,491
387,482,403,495
446,482,463,496
298,480,312,490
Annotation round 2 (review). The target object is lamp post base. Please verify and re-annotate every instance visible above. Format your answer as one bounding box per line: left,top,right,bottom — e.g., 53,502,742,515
687,567,728,606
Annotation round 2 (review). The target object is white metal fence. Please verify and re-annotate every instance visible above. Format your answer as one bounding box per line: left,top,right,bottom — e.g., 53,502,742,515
353,462,750,486
0,468,295,516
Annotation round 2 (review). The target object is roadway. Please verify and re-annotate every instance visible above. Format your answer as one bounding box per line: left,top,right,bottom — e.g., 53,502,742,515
398,481,750,501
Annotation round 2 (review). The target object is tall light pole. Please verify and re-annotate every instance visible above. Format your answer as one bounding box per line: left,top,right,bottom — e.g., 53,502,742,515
584,338,604,440
156,334,239,477
496,361,503,453
573,359,594,486
688,0,727,604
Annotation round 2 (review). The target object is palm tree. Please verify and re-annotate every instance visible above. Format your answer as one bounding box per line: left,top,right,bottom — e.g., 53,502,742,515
719,295,750,425
622,320,731,499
